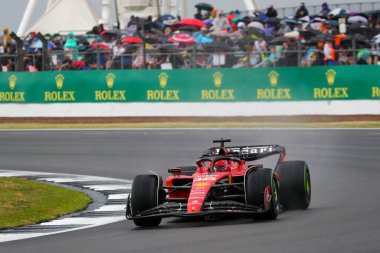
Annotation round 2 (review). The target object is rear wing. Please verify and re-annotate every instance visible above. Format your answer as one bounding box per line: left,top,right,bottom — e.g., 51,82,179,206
202,145,286,161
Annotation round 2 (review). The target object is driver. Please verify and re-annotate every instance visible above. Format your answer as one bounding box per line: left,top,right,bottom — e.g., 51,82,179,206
214,160,229,172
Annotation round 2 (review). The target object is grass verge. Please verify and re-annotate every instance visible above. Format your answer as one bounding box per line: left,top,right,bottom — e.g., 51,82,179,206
0,177,92,230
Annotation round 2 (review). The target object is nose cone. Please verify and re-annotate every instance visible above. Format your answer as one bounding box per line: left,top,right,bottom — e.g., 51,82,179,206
187,181,212,213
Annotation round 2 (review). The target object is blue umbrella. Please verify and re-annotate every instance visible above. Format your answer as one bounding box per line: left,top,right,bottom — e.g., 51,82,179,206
161,14,176,21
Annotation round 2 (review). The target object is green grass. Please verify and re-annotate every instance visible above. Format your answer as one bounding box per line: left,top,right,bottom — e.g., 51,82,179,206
0,177,92,230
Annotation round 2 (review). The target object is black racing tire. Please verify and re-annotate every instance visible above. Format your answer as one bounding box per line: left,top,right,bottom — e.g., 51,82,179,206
246,168,279,220
130,174,162,227
179,166,197,176
275,161,311,210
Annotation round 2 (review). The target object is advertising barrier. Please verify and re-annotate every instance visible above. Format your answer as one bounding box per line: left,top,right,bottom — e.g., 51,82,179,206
0,66,379,104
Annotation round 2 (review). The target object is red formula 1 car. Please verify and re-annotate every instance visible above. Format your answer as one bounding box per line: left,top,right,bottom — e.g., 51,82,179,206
126,139,311,227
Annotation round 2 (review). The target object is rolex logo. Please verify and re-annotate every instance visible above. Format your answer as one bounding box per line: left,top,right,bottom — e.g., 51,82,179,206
268,71,279,86
106,73,116,89
326,69,336,85
55,74,64,89
158,72,169,88
213,72,223,88
8,75,17,90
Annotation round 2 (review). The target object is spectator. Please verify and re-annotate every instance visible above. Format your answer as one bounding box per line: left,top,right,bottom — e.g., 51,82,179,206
212,11,230,32
2,28,12,50
295,3,309,19
106,41,126,69
319,3,331,17
266,5,278,18
64,32,78,60
194,9,203,20
323,39,336,66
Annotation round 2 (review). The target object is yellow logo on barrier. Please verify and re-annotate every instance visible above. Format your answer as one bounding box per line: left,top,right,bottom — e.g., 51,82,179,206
201,72,234,100
314,69,348,99
55,74,64,90
213,72,223,88
256,71,291,100
147,72,179,100
158,72,169,89
106,73,116,89
0,75,25,102
8,75,17,90
268,71,279,87
326,69,336,86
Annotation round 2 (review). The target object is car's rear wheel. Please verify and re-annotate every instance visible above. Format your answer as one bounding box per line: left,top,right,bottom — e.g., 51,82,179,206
275,161,311,210
246,168,279,220
130,174,162,227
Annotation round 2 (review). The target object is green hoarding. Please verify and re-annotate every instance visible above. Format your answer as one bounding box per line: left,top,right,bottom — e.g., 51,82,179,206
0,66,379,103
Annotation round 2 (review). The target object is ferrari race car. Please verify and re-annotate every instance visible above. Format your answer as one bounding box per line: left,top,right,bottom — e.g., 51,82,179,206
126,139,311,227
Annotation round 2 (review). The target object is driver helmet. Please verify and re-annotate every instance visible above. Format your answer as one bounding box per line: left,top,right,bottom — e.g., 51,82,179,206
214,160,229,172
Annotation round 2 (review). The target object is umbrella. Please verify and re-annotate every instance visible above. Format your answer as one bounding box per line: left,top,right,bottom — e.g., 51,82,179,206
121,37,143,44
246,27,265,38
372,34,380,44
167,34,195,44
175,18,206,29
210,30,232,38
328,8,348,18
311,33,333,43
248,21,264,30
299,30,320,40
205,41,230,51
30,40,43,49
161,14,176,21
264,18,282,26
232,17,243,23
75,35,89,45
348,24,376,37
90,42,110,49
203,19,214,26
195,3,214,11
348,15,368,25
310,17,325,30
269,36,295,45
323,20,339,27
178,26,199,32
100,30,122,37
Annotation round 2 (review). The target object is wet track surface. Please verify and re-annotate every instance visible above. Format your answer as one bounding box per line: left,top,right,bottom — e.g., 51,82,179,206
1,129,380,252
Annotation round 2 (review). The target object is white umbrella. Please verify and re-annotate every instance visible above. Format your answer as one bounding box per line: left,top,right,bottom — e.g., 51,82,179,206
248,22,264,30
310,17,325,30
328,8,348,18
348,15,368,25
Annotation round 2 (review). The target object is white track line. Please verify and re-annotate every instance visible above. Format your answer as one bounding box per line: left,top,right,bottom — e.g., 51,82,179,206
108,194,129,200
0,170,131,243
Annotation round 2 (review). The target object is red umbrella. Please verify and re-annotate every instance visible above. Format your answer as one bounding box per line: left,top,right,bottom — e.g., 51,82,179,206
175,18,206,29
121,37,143,44
90,42,110,49
167,34,195,44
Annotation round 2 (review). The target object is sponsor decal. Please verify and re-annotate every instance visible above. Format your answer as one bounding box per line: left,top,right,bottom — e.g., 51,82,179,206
0,75,25,102
95,73,127,101
201,71,235,100
195,182,209,187
372,87,380,98
257,71,292,100
314,69,349,99
146,72,180,100
44,74,76,102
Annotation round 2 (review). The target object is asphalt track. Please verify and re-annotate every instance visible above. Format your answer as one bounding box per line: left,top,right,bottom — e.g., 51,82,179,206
1,129,380,252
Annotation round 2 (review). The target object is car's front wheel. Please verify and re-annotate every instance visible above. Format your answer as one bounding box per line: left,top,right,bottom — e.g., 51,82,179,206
130,174,162,227
246,168,279,220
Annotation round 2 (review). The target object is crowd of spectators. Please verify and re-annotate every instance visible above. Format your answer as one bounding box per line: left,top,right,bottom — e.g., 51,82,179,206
1,2,380,72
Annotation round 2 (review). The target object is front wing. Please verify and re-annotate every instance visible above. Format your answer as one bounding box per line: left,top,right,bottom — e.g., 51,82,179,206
126,196,265,220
